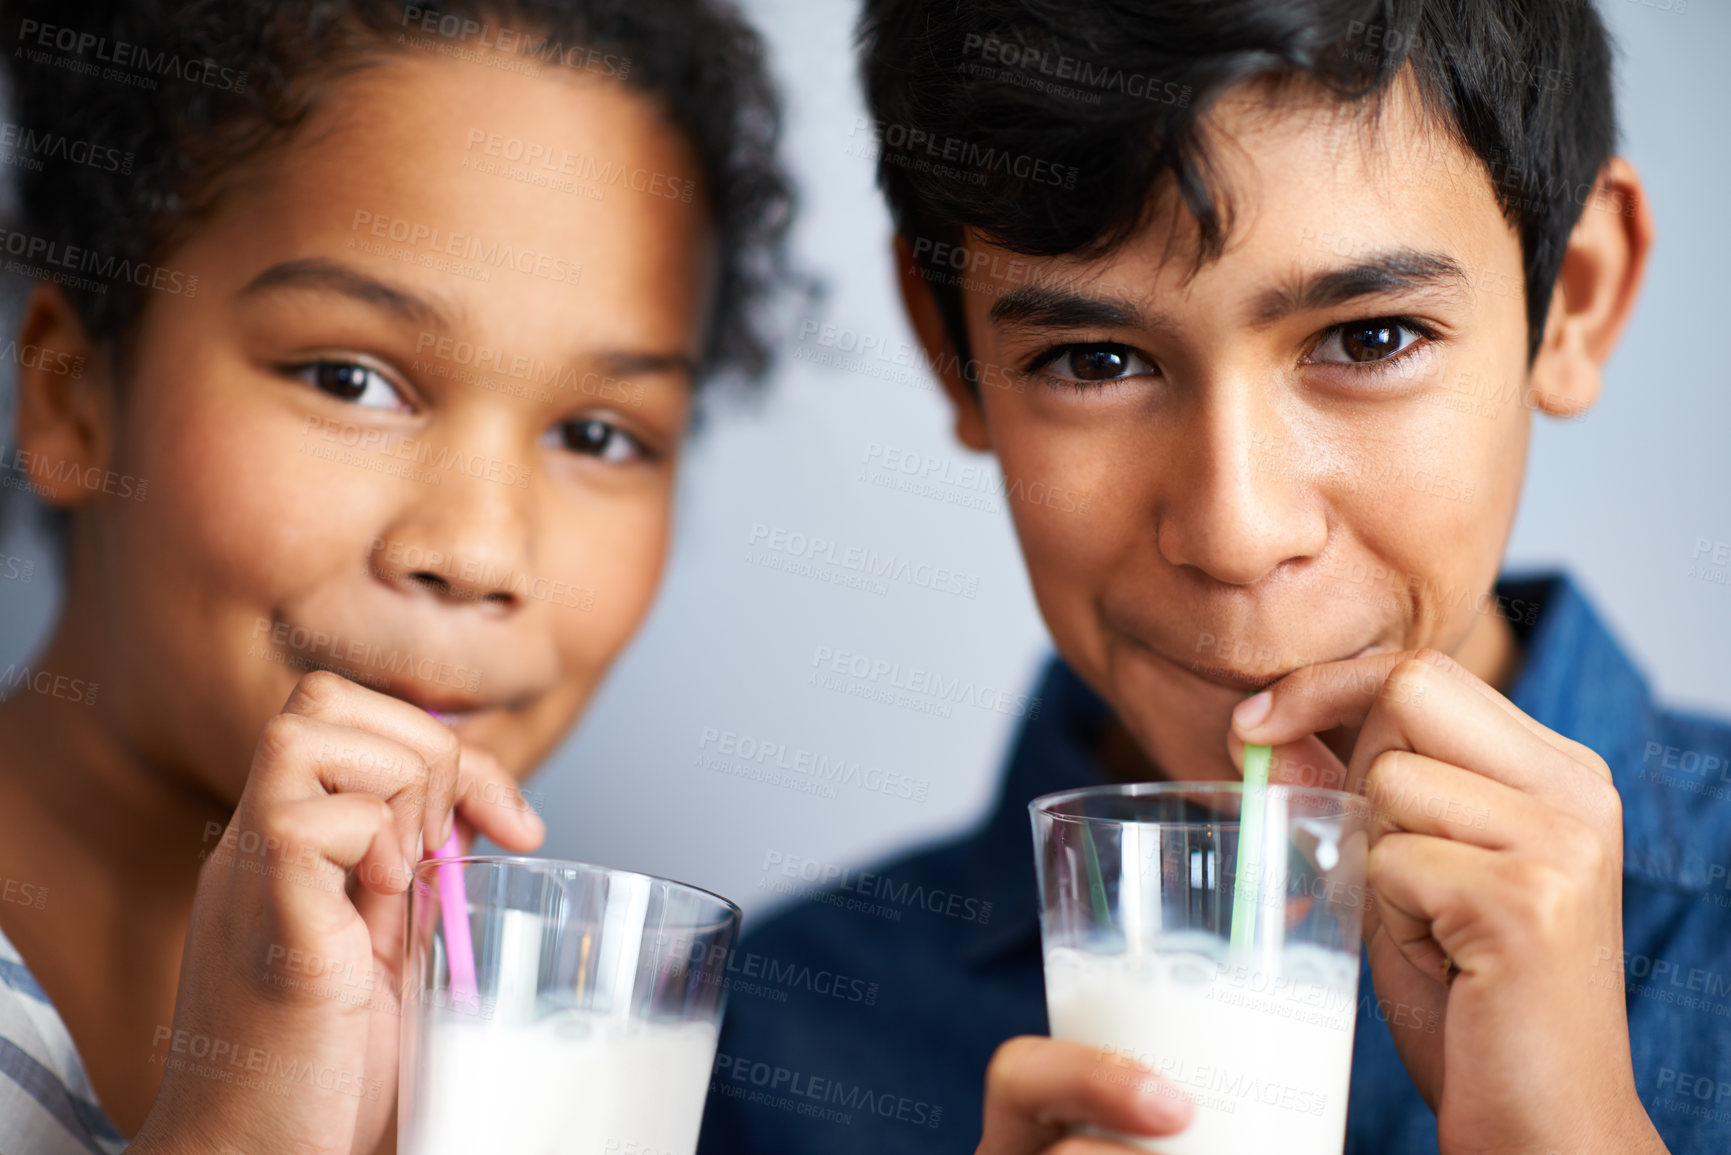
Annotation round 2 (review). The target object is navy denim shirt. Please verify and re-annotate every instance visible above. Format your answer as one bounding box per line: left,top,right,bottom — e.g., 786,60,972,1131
698,574,1731,1154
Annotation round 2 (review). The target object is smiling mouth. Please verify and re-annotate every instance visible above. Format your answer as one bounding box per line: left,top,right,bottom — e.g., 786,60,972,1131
1174,643,1386,694
285,656,499,722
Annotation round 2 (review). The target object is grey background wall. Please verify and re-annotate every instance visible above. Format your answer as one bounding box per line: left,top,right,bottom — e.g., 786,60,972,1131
0,0,1724,925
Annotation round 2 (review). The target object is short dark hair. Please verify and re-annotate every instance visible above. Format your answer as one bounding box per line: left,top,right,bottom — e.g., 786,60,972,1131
857,0,1618,365
0,0,792,382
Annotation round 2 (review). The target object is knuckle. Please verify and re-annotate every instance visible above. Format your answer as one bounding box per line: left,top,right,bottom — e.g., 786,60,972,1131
1498,860,1576,935
1382,657,1435,710
408,754,437,805
1560,735,1606,770
1365,836,1400,881
1409,647,1456,673
435,726,461,766
1365,748,1417,799
289,668,350,710
1586,777,1623,828
1553,817,1610,877
255,712,313,764
401,748,432,786
258,806,310,855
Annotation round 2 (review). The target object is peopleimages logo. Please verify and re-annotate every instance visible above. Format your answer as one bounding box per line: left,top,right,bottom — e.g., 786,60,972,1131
678,940,881,1007
809,645,1040,720
762,851,993,925
0,225,197,297
849,117,1078,190
711,1052,944,1130
747,523,980,599
0,121,134,173
349,210,582,287
697,727,930,803
15,19,249,91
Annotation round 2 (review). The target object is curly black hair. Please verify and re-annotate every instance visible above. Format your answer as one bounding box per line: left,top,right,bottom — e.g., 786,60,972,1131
859,0,1618,367
0,0,792,381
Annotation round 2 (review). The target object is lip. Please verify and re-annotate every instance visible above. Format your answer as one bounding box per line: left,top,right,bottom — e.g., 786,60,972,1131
290,658,502,722
1174,642,1389,694
380,684,499,724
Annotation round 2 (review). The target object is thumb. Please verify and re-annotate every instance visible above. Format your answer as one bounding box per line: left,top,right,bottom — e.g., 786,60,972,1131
453,743,545,852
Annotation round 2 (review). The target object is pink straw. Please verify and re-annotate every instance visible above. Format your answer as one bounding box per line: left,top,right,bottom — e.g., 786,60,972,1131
425,710,478,1012
431,829,479,1012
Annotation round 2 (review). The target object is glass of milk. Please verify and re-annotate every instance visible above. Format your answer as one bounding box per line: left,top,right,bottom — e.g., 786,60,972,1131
398,856,741,1155
1031,783,1374,1155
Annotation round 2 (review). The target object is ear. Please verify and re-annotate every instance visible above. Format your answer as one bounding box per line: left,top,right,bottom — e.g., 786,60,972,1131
11,284,115,508
893,233,990,452
1526,156,1654,417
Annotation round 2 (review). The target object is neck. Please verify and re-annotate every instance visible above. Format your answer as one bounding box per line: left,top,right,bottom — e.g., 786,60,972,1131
0,615,226,954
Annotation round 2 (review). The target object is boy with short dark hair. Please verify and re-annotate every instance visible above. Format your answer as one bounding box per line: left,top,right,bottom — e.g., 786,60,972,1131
700,2,1723,1152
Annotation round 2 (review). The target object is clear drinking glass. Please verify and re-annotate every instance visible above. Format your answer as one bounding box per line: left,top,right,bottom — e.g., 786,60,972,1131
1031,782,1374,1155
399,856,740,1155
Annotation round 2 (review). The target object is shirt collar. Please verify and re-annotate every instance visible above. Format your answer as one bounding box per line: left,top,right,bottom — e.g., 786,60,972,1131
956,570,1700,970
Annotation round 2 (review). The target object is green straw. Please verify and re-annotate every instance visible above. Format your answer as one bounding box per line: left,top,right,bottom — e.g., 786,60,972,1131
1229,741,1273,955
1080,822,1112,929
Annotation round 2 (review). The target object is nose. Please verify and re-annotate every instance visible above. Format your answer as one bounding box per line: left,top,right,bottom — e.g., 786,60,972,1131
1154,380,1329,586
368,454,536,612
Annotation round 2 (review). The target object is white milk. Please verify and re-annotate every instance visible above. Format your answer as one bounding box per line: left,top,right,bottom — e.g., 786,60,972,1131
1044,945,1359,1155
402,1009,719,1155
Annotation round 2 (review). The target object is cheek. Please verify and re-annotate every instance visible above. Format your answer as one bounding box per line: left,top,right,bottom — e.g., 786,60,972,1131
988,397,1133,629
540,487,673,677
115,365,383,606
1338,391,1529,640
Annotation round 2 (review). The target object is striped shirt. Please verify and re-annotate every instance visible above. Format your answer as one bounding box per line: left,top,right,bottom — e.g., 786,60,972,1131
0,924,127,1155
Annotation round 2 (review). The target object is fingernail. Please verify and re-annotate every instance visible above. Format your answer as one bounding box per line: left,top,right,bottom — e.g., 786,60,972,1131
1233,690,1272,730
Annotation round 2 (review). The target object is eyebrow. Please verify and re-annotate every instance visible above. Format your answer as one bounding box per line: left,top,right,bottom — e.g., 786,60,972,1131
238,258,457,330
985,248,1471,335
596,350,700,380
988,285,1159,332
1251,249,1471,325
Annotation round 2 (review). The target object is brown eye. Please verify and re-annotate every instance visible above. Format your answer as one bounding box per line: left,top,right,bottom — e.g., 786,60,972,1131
1039,343,1156,384
1310,319,1424,366
548,418,646,464
294,360,406,409
315,362,370,399
1341,324,1403,361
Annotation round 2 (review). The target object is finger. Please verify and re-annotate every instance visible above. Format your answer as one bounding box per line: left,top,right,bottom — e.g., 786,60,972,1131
351,878,409,1015
281,670,462,851
249,712,434,865
979,1037,1191,1155
1343,655,1612,822
1363,749,1548,849
453,743,545,852
1234,647,1540,750
1240,650,1604,804
1366,831,1604,988
1366,833,1479,987
243,793,407,907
